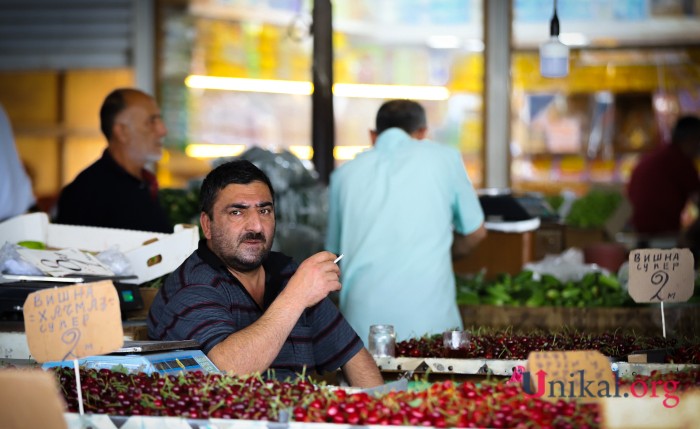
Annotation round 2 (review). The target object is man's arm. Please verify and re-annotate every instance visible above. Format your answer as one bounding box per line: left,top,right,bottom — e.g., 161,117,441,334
208,251,341,375
452,223,487,260
340,348,384,388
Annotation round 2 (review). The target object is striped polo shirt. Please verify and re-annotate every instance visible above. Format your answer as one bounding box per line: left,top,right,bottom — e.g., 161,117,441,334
147,240,363,380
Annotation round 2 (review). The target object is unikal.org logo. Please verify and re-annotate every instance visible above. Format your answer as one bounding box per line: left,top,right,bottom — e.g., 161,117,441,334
509,364,680,409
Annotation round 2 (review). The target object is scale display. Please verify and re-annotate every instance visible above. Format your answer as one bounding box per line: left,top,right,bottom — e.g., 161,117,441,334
43,349,220,375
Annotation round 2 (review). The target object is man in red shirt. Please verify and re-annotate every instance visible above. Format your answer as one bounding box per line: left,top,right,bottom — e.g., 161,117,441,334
627,115,700,248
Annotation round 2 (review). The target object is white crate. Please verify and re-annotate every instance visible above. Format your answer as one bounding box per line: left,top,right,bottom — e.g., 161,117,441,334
0,212,199,284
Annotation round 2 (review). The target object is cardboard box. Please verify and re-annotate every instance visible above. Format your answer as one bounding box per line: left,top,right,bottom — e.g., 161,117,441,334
0,212,198,284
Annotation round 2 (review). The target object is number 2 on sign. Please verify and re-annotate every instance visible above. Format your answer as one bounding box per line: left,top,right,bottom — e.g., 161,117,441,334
61,328,81,361
649,270,672,302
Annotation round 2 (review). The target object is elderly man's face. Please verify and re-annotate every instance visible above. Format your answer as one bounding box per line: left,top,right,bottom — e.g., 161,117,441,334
202,181,276,272
116,92,167,164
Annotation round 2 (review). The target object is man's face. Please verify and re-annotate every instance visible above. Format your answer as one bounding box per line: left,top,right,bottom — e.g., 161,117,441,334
202,181,275,272
116,92,167,164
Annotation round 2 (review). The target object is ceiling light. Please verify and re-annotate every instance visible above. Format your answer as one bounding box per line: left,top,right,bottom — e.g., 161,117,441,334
185,76,450,101
427,35,461,49
185,75,313,95
185,144,246,158
539,0,569,78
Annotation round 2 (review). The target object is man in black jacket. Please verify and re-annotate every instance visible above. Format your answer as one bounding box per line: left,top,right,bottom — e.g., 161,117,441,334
54,88,172,233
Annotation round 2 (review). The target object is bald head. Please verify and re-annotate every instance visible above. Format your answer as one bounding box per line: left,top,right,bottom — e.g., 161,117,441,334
100,88,167,176
100,88,152,141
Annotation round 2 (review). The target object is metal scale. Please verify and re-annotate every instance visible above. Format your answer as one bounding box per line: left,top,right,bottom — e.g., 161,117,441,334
42,340,221,375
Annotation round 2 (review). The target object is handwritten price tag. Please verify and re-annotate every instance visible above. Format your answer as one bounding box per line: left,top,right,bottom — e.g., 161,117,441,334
23,280,123,363
628,249,694,303
526,350,614,404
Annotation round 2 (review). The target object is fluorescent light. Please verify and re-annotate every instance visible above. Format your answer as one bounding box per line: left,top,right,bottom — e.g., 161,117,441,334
289,145,313,160
427,35,461,49
185,75,314,95
185,144,246,158
185,75,450,101
333,83,450,100
560,32,588,47
334,145,370,160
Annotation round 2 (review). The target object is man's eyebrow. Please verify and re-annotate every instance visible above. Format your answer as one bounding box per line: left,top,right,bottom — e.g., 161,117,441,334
227,201,273,209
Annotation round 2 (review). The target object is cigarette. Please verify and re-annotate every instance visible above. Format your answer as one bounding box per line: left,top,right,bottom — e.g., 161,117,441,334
334,254,344,264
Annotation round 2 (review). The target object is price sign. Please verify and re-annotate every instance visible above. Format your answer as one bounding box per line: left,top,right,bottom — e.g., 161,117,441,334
526,350,615,404
0,369,67,429
628,249,694,303
23,280,123,363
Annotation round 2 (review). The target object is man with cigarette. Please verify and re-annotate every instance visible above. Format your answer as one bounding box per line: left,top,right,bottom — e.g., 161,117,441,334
148,160,383,387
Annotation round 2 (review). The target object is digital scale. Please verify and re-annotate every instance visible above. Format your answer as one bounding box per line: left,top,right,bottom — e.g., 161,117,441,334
42,340,221,375
0,276,144,319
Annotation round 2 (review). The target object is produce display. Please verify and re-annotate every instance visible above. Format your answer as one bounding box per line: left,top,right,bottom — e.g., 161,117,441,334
562,190,622,229
395,329,700,363
50,366,700,428
456,270,633,307
159,186,201,228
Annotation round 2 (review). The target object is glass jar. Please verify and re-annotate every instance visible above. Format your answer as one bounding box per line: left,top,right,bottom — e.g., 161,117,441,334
443,330,471,358
368,324,396,358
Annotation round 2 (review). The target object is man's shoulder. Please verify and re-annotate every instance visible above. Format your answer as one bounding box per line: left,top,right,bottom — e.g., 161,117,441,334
163,250,220,290
63,157,110,190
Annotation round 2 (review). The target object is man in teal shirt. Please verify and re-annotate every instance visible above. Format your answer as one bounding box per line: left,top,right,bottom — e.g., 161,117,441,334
326,99,486,341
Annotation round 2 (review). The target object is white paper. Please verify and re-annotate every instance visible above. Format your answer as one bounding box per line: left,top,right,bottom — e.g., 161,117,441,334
16,248,115,277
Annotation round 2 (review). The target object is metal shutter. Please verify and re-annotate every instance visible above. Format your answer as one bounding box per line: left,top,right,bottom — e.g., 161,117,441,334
0,0,134,70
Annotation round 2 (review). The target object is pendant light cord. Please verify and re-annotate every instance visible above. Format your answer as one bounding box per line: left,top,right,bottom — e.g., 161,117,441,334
550,0,560,37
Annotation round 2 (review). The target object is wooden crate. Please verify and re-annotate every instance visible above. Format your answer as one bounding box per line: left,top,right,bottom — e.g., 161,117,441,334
453,231,535,280
459,303,700,337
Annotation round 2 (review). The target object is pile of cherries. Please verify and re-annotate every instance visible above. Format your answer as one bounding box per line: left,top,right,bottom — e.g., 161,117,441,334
51,367,700,427
395,330,700,363
53,368,314,420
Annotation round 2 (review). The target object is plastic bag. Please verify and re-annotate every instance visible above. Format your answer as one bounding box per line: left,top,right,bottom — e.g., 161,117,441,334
0,242,43,276
96,245,134,277
523,247,609,282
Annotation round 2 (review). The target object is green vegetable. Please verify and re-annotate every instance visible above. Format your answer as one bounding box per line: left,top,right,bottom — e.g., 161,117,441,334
18,240,46,249
564,189,622,228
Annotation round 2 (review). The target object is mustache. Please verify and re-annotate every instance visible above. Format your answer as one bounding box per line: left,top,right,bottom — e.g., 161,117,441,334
239,232,266,242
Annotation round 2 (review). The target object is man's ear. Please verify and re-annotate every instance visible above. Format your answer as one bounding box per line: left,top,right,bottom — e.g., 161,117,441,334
412,127,428,140
369,129,378,145
200,211,212,240
111,121,129,143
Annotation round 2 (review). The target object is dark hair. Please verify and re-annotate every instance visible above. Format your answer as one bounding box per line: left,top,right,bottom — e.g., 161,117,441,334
100,88,131,140
672,115,700,145
200,160,275,217
375,99,427,135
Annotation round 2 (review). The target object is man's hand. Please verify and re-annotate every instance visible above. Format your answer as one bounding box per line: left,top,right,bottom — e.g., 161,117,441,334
283,251,341,308
452,224,487,260
209,251,342,375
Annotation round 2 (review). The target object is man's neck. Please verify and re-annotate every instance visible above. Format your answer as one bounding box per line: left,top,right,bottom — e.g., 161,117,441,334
229,266,266,307
107,146,144,180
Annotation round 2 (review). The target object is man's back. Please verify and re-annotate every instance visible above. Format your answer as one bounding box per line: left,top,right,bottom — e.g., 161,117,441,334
326,128,483,340
628,143,700,234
